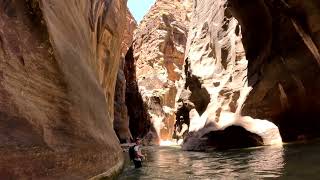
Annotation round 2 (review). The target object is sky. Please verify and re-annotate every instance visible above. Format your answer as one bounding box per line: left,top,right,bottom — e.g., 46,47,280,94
127,0,156,23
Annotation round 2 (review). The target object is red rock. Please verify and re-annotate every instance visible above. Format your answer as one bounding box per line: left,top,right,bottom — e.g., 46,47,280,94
0,0,127,178
131,0,193,143
114,8,137,143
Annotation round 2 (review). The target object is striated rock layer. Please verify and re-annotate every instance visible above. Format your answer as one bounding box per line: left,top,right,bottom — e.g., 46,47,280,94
179,0,320,150
131,0,193,143
114,8,137,143
0,0,127,178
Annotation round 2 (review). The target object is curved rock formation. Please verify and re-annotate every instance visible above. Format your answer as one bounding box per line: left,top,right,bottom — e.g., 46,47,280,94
179,0,320,150
240,0,320,142
131,0,193,143
0,0,127,178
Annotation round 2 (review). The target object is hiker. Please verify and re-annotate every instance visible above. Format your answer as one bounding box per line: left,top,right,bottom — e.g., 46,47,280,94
129,138,145,168
174,115,188,143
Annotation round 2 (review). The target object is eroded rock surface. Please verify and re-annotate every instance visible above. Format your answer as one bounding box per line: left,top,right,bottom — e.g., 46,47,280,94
0,0,127,178
114,8,137,143
180,0,320,149
240,0,320,142
178,0,320,150
132,0,193,143
125,47,153,143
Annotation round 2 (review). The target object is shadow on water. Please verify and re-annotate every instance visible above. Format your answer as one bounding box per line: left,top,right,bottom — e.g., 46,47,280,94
118,141,320,180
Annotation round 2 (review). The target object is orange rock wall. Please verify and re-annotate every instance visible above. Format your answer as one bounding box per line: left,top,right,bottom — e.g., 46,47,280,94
0,0,127,178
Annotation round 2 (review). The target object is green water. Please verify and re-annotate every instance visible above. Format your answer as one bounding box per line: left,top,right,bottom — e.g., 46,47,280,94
118,141,320,179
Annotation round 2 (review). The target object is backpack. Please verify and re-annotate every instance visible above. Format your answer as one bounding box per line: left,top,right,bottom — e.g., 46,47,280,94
129,145,136,160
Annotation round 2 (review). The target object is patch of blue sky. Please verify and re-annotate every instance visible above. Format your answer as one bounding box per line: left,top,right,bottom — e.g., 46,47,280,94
127,0,156,23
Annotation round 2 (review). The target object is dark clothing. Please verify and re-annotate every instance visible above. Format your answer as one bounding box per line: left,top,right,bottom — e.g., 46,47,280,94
131,144,143,168
133,159,142,168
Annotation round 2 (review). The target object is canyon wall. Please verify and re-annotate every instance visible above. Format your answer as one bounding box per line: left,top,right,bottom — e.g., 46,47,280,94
0,0,127,178
179,0,320,150
131,0,193,143
114,8,137,143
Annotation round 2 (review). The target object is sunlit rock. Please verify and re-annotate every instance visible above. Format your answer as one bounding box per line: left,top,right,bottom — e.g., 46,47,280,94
177,0,314,150
159,139,182,146
176,0,320,150
182,111,282,151
131,0,193,143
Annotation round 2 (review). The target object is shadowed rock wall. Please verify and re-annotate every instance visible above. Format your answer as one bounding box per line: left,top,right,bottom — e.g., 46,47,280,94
125,47,153,143
240,0,320,142
114,8,137,143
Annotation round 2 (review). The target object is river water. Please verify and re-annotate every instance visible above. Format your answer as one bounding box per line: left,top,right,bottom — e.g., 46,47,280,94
118,141,320,179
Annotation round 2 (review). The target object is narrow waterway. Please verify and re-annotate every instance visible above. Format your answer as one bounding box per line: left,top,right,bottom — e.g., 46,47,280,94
118,141,320,179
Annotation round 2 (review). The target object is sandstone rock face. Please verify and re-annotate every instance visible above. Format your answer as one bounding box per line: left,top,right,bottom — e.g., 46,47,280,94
132,0,193,143
0,0,127,178
125,47,153,143
240,0,320,142
114,8,137,143
179,0,320,150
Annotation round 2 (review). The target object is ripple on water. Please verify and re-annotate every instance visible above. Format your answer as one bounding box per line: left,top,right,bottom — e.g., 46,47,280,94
118,141,320,179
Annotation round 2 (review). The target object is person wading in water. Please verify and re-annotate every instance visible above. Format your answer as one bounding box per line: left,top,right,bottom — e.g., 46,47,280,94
129,138,145,168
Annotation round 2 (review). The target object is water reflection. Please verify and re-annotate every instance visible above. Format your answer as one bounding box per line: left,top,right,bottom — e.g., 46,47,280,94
119,145,285,179
248,146,284,178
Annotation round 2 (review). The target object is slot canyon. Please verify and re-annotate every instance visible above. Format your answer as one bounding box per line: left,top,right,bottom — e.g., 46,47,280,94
1,0,320,179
